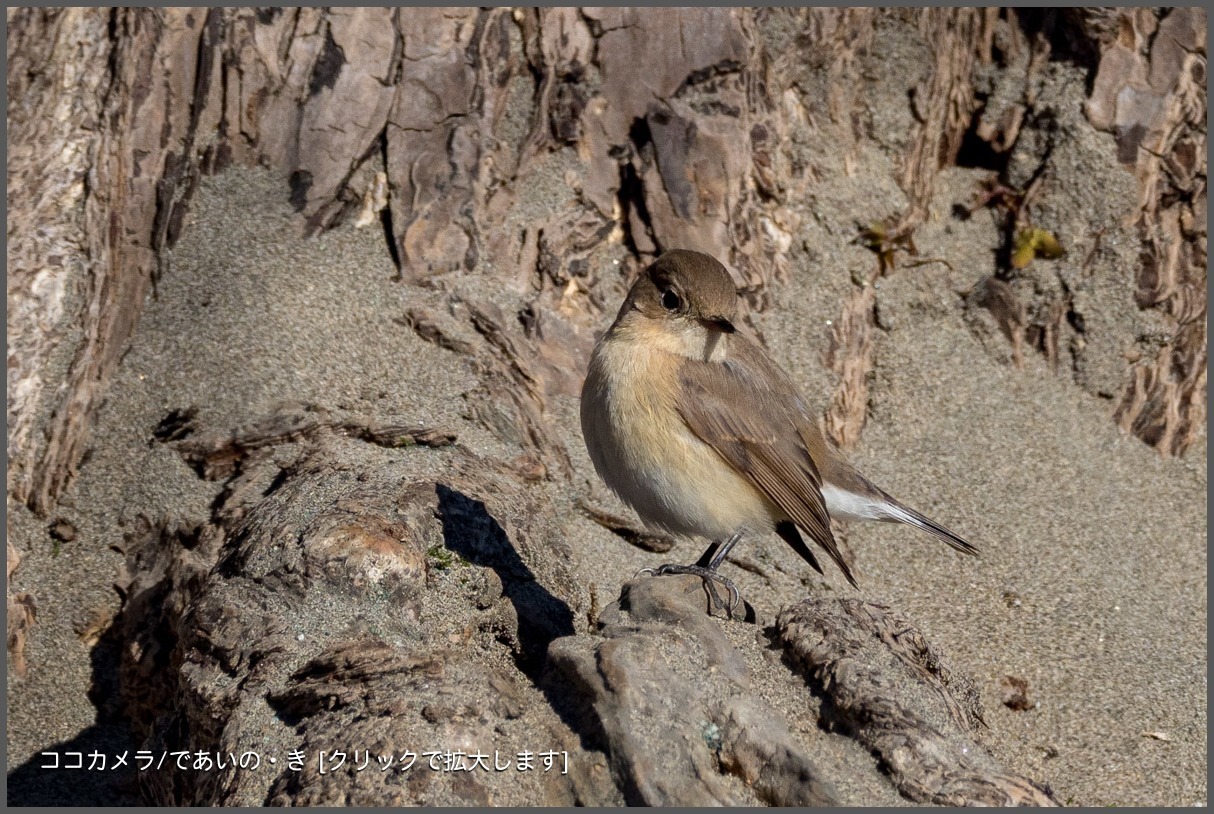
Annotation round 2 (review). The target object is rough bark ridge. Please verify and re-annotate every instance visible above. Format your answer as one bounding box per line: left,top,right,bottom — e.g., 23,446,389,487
777,600,1058,806
114,438,595,805
1086,8,1208,456
548,576,839,806
106,425,1055,805
956,8,1207,456
7,8,220,514
896,8,987,232
9,8,1204,521
6,6,1203,807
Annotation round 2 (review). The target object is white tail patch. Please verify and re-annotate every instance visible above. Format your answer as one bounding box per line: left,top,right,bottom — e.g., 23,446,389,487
822,483,978,554
821,484,895,522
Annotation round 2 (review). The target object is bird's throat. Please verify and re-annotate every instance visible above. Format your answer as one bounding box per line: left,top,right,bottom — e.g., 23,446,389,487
616,314,728,363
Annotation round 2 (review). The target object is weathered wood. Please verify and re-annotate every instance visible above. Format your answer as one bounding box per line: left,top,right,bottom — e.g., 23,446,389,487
1097,8,1208,456
116,428,1054,806
548,576,838,807
896,8,987,232
118,419,1058,800
164,402,456,480
119,441,594,806
6,7,1205,807
823,285,878,449
6,536,37,678
8,7,1204,520
778,599,1061,806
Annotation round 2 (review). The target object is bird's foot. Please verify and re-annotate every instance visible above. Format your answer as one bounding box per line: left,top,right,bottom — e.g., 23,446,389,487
635,563,742,618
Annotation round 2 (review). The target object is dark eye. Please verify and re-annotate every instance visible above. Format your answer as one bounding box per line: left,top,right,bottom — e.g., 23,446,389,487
661,289,681,311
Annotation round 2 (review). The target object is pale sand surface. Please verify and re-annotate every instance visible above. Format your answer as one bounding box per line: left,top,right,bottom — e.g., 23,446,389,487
8,166,1206,806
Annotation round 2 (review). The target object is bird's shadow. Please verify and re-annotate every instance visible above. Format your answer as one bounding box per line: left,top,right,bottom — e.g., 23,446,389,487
435,484,575,668
8,485,578,806
434,484,623,770
7,651,140,805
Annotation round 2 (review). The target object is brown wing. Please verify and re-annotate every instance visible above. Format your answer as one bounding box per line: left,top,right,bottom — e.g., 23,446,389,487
675,337,857,586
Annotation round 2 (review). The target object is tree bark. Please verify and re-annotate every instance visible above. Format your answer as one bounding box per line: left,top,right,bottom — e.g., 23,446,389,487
8,8,1206,517
6,7,1205,806
114,429,1057,805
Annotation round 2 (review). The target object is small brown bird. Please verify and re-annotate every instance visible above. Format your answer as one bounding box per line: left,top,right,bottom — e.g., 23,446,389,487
580,249,977,612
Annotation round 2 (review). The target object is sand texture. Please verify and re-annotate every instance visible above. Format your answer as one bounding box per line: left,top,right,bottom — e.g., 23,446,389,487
7,8,1205,807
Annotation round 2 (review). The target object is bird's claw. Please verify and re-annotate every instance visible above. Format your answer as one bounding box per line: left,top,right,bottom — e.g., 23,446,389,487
635,563,742,618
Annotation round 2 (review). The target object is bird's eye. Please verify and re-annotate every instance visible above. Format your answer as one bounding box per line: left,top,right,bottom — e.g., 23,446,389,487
661,289,681,311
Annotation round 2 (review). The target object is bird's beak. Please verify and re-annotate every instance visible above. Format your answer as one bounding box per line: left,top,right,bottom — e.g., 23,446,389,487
701,317,736,334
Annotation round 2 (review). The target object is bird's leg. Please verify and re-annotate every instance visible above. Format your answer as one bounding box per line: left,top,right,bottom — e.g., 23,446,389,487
636,532,744,617
706,532,742,570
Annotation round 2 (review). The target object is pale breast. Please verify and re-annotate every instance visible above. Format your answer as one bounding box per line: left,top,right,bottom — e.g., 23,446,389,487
580,331,774,540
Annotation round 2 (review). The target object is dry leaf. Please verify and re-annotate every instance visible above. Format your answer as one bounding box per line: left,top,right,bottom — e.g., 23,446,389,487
1000,674,1036,711
1011,227,1065,269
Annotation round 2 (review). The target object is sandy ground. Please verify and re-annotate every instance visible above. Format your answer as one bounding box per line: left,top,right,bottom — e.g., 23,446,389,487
7,155,1206,806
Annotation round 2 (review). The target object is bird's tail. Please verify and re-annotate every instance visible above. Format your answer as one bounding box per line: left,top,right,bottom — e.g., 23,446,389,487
884,498,979,556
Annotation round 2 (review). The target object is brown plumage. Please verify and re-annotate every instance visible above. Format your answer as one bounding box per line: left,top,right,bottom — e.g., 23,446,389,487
675,338,847,582
580,249,976,599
